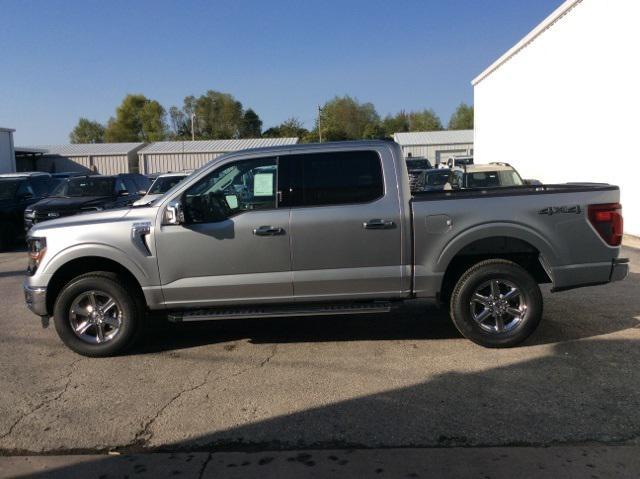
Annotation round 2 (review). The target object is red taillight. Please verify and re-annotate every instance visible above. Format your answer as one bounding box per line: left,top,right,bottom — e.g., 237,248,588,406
588,203,623,246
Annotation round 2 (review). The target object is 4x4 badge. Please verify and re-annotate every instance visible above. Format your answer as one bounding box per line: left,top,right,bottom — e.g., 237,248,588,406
538,205,582,215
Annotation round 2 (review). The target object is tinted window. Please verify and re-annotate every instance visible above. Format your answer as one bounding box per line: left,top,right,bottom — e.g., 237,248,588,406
0,180,21,200
132,174,152,191
63,177,116,197
31,177,53,196
287,151,383,207
184,157,277,223
466,171,501,188
122,176,138,193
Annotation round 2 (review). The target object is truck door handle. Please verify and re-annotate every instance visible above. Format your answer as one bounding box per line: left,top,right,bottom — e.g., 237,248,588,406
363,219,395,229
253,225,285,236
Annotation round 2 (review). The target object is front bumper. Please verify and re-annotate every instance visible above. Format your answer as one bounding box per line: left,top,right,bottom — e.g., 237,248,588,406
24,284,48,317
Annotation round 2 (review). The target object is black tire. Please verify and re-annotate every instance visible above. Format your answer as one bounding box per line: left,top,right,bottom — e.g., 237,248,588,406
53,272,144,357
449,259,543,348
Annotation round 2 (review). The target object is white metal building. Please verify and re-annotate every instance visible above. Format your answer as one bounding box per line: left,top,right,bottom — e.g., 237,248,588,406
138,138,299,174
0,127,16,174
393,130,474,166
21,143,145,175
473,0,640,236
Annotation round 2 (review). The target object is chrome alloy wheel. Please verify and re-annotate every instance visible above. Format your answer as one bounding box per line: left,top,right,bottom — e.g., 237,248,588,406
469,279,526,333
69,290,122,344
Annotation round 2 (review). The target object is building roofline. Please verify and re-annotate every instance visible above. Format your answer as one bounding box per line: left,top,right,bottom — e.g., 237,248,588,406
471,0,583,86
0,127,16,133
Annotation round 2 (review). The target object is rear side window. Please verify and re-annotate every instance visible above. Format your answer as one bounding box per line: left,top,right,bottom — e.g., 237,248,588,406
283,151,383,207
31,177,52,196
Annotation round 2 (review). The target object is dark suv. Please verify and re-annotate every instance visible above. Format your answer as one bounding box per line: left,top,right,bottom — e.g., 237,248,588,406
0,172,55,250
24,174,151,230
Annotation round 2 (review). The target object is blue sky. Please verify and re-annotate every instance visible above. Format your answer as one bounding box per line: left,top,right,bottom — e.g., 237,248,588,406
1,0,561,145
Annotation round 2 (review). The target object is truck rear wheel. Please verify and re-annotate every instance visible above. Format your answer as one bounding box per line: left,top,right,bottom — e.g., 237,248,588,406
53,272,144,357
449,259,543,348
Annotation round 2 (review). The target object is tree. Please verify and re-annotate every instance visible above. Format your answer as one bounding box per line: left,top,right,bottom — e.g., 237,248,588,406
448,103,474,130
317,96,381,141
382,109,443,137
104,94,167,142
263,117,309,138
69,118,105,144
407,109,443,131
192,90,244,139
239,109,262,138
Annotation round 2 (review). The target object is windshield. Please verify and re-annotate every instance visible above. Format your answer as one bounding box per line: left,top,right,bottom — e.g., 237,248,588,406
53,177,115,197
0,180,21,200
424,170,451,187
406,159,431,170
148,176,187,195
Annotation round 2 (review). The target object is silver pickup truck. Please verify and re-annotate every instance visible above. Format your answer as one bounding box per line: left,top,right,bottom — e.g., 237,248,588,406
23,141,628,356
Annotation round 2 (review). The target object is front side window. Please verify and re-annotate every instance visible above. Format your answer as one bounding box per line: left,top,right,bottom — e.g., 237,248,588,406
183,157,277,223
283,151,383,207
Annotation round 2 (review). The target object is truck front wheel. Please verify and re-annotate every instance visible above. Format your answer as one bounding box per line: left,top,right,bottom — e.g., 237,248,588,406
449,259,543,348
53,272,144,357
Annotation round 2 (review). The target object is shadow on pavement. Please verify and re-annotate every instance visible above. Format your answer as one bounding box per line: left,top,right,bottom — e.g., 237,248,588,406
18,336,640,478
132,272,640,355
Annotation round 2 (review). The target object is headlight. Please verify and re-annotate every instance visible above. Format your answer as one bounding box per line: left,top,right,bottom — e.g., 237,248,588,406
27,237,47,275
24,209,35,219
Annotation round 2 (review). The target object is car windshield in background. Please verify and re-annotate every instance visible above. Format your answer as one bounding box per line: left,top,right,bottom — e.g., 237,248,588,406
54,178,115,197
407,159,431,170
148,176,186,195
424,170,451,186
0,180,20,200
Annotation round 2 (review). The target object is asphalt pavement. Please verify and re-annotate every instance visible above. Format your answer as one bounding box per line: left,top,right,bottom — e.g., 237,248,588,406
0,246,639,477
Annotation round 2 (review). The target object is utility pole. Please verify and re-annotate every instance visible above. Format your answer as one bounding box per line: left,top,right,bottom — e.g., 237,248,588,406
317,105,322,143
190,113,196,141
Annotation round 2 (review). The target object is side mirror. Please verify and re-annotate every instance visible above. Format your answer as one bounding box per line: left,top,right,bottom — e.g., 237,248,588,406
524,179,542,186
163,199,185,225
138,190,148,195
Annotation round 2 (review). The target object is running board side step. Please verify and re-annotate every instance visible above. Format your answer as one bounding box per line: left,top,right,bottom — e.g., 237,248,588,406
167,302,393,322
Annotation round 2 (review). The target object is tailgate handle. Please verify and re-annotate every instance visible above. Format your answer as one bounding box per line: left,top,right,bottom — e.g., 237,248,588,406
253,225,285,236
363,219,395,230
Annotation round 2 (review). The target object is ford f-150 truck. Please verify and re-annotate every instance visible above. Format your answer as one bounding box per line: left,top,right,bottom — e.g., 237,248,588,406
23,141,628,356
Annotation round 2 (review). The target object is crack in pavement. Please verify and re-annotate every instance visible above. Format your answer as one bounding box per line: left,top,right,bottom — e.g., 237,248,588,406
130,345,278,448
0,358,85,441
197,451,213,479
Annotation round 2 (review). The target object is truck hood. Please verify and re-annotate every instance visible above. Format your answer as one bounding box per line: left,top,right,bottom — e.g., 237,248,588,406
28,207,135,236
30,195,115,213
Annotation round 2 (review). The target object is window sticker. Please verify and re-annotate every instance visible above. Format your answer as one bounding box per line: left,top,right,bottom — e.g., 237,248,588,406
253,173,274,197
225,195,239,209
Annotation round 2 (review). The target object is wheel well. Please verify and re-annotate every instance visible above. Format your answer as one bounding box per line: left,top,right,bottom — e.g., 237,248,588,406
46,257,145,315
439,236,551,304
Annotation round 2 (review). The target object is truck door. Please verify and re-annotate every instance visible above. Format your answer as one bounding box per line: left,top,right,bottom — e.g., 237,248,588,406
282,149,404,301
155,156,293,307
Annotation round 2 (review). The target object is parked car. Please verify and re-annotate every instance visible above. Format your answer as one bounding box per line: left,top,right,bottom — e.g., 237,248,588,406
413,168,453,191
406,157,433,191
447,163,524,189
24,174,150,230
133,172,190,206
23,141,627,356
0,172,54,250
